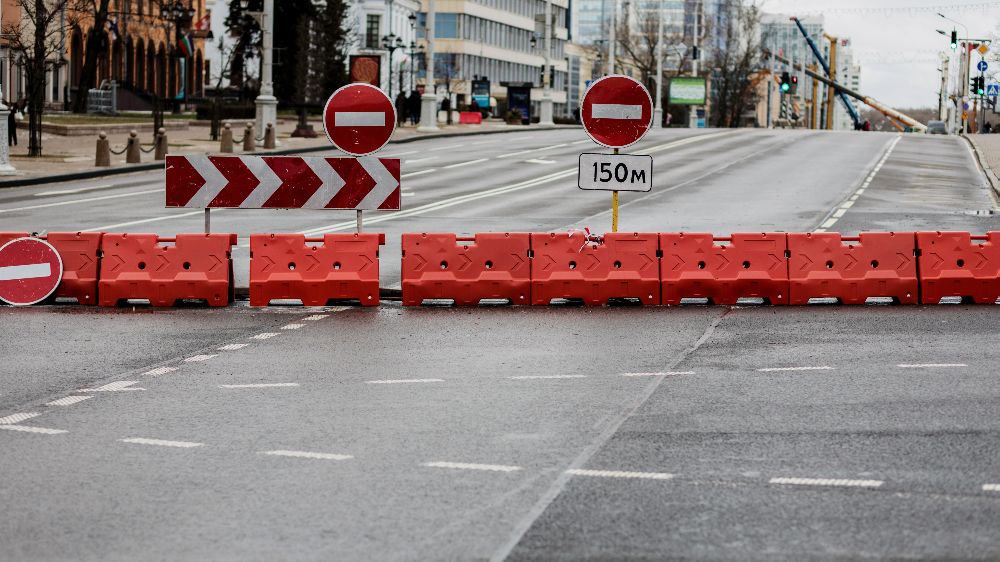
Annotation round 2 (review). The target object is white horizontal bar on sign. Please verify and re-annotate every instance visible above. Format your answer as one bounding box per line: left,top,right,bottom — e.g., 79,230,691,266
0,263,51,282
335,112,385,127
592,104,643,120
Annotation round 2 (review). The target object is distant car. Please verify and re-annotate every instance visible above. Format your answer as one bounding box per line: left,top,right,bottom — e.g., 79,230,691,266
926,120,949,135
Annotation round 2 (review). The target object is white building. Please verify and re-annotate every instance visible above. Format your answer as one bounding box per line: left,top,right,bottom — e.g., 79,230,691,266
351,0,422,100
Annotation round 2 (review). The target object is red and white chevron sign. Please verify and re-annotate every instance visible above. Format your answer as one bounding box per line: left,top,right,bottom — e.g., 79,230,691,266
164,155,401,210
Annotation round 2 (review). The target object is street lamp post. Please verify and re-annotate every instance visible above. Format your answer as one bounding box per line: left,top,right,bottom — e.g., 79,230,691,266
939,13,970,133
159,1,197,115
381,33,405,100
653,1,663,129
417,0,438,131
406,41,424,96
241,0,277,146
538,0,554,125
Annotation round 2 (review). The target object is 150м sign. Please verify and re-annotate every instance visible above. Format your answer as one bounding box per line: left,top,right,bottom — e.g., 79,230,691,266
578,153,653,192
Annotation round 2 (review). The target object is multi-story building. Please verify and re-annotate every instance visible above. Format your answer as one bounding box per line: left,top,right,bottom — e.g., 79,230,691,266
760,12,826,127
350,0,422,100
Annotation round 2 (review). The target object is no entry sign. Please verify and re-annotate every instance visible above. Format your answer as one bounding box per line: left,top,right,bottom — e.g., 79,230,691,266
582,75,653,148
323,83,396,156
0,237,63,306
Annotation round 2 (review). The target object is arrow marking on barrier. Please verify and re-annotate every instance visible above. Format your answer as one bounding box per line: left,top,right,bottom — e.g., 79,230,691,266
241,157,284,208
303,158,347,209
185,156,230,208
356,157,401,210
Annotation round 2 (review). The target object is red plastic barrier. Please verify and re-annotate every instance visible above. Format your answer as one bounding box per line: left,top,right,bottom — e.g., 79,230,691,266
530,232,660,305
788,232,918,305
0,231,102,304
250,233,384,307
916,231,1000,304
99,233,236,307
661,233,788,305
401,232,530,305
458,112,483,124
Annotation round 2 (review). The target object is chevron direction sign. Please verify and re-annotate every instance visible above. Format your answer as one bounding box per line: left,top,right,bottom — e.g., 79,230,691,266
165,155,401,210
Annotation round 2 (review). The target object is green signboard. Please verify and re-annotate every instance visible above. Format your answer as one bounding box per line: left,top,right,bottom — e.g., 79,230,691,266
669,77,706,105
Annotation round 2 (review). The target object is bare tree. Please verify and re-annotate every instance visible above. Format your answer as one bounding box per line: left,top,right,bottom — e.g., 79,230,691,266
708,1,768,127
69,0,110,113
3,0,78,155
613,6,695,104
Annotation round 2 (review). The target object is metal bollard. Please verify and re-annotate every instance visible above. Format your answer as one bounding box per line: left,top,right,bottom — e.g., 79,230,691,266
243,122,255,152
220,122,234,153
264,122,276,149
125,130,141,164
95,132,111,167
154,127,167,160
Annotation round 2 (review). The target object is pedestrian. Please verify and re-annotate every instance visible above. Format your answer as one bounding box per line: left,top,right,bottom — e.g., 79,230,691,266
8,101,17,147
408,90,421,125
395,91,408,126
984,122,993,134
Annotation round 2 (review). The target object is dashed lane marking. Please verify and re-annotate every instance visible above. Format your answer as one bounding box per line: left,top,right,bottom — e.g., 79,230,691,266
0,425,68,435
897,363,968,368
757,366,834,372
281,324,305,330
621,371,694,377
144,366,178,376
983,484,1000,492
220,383,300,388
46,396,92,407
443,158,489,169
261,450,354,461
365,378,445,384
302,315,329,321
509,375,587,380
525,158,557,164
0,412,40,425
770,477,883,488
817,134,901,232
119,437,204,448
251,333,279,340
78,381,144,392
401,169,435,179
218,344,249,351
566,469,674,480
184,354,217,362
422,461,522,473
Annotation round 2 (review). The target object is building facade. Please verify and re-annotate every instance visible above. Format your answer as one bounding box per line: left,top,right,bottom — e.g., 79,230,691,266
350,0,421,100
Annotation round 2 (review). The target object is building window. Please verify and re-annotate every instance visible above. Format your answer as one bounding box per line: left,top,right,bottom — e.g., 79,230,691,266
436,13,458,38
365,14,381,49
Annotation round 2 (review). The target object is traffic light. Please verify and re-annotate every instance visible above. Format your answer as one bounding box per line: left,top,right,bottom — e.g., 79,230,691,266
780,72,790,92
950,30,958,50
972,76,985,96
790,75,799,95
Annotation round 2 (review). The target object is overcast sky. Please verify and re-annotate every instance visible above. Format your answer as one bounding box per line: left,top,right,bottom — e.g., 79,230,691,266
761,0,1000,108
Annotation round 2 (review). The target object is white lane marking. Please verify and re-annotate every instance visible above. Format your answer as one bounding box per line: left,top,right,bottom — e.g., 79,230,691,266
422,461,522,472
431,143,467,151
444,158,489,169
571,139,591,145
401,169,435,178
281,323,305,330
0,412,40,425
381,150,418,158
832,208,847,218
840,200,855,209
78,381,144,392
220,383,300,388
46,396,92,407
0,425,68,434
365,378,444,384
81,209,207,232
566,469,674,480
897,363,968,369
184,354,217,362
144,366,178,376
405,157,438,164
218,343,249,351
0,189,162,214
251,333,279,340
35,184,113,196
496,149,535,159
757,366,834,372
261,450,353,460
621,371,694,377
302,315,328,321
402,193,416,197
0,263,51,281
592,104,643,119
820,218,838,229
299,134,729,238
770,477,883,488
818,134,901,231
119,437,204,448
334,111,385,126
509,375,587,380
849,195,859,202
525,159,556,164
856,188,866,194
983,484,1000,492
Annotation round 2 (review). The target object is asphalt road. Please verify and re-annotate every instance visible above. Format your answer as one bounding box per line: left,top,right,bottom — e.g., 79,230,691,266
0,127,998,560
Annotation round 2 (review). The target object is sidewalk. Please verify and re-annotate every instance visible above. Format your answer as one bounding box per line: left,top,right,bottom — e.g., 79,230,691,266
1,116,574,186
965,133,1000,200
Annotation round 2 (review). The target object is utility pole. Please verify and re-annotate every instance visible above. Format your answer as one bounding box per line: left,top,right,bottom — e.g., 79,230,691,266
418,0,439,131
688,0,700,128
653,0,663,129
254,0,278,147
939,53,949,122
0,0,15,175
824,34,837,130
608,0,616,74
539,0,554,125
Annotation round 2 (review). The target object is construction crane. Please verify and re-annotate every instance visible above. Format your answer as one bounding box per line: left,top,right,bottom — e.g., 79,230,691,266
790,17,863,129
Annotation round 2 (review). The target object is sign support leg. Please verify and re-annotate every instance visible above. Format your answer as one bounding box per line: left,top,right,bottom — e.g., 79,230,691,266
204,208,211,234
356,210,363,233
611,147,620,233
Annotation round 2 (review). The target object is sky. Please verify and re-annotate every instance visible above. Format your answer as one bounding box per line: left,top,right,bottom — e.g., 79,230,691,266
762,0,1000,108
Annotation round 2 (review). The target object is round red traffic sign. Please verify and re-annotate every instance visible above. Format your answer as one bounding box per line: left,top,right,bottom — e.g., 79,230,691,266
0,237,63,306
323,83,397,156
581,75,653,148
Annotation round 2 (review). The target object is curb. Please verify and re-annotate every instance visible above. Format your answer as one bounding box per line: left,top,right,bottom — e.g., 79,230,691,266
963,134,1000,200
0,125,579,189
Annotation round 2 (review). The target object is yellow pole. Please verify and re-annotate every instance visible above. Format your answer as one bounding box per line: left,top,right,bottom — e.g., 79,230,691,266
611,147,619,232
825,34,837,130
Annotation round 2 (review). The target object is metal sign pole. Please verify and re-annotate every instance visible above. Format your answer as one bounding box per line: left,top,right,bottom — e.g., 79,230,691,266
612,147,620,232
357,209,363,233
204,208,211,234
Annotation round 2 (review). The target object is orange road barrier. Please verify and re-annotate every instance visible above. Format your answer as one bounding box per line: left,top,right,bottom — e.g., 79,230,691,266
917,231,1000,304
0,231,103,304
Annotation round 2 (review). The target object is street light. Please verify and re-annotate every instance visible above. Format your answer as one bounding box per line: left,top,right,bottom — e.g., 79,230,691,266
157,0,196,116
405,41,424,96
382,33,405,99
